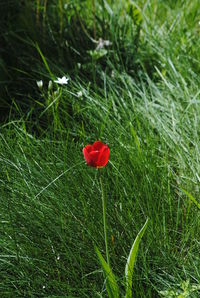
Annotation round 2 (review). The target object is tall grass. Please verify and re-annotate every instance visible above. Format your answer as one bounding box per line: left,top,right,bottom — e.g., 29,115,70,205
0,0,200,297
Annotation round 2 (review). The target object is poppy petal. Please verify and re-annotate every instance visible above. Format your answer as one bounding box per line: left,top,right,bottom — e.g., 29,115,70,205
83,147,92,165
97,145,110,167
89,150,100,167
92,141,104,151
84,145,93,153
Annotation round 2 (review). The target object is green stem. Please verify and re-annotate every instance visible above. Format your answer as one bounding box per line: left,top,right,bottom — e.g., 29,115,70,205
99,171,110,267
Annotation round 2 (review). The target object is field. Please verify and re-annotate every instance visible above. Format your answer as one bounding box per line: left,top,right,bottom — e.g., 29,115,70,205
0,1,200,297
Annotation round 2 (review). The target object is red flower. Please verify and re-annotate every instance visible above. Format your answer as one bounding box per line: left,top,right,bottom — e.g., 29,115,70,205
83,141,110,168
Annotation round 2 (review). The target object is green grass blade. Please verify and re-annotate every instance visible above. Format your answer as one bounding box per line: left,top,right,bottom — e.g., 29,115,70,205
95,246,119,298
35,42,54,80
181,189,200,210
130,122,141,154
125,218,149,298
103,0,113,16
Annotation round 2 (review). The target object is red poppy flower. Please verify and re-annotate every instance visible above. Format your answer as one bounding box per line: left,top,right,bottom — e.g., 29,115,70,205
82,141,110,168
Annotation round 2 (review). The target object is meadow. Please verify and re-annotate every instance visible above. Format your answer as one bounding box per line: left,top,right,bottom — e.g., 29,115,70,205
0,0,200,297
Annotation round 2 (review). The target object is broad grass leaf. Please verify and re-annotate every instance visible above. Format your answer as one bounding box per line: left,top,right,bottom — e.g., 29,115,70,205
95,246,119,298
126,2,142,25
125,218,149,298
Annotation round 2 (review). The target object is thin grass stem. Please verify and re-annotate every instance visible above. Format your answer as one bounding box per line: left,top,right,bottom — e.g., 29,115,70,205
99,170,110,267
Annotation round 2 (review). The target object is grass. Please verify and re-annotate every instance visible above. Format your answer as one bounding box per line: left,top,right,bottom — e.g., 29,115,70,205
0,0,200,297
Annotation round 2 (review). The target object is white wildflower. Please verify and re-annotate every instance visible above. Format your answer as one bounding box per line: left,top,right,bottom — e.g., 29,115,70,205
96,38,112,50
36,80,43,89
77,91,83,97
54,76,69,85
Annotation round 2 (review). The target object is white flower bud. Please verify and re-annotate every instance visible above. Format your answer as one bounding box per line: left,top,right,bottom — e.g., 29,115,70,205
36,80,43,89
48,80,53,91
